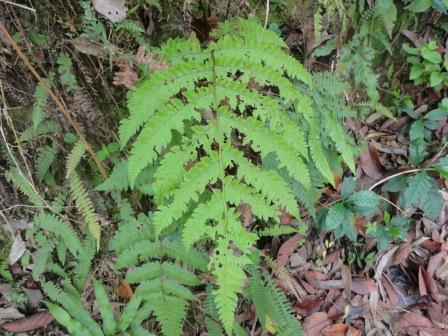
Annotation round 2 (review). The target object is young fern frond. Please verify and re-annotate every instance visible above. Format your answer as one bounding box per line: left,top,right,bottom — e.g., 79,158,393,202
66,140,86,178
69,172,101,249
32,81,49,131
119,19,357,334
6,167,44,208
35,146,57,182
111,213,207,336
35,212,82,255
248,267,303,336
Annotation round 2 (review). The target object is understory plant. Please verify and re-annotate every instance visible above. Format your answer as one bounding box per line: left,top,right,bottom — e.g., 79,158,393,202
105,18,358,334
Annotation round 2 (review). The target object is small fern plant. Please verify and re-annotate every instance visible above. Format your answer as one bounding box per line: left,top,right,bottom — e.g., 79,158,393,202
110,205,208,336
44,280,155,336
115,18,358,334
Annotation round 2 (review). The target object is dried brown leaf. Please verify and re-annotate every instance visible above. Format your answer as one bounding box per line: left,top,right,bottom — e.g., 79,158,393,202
113,60,137,89
2,311,53,333
302,312,332,336
359,141,382,179
276,234,299,267
71,37,108,59
321,323,348,336
115,279,133,301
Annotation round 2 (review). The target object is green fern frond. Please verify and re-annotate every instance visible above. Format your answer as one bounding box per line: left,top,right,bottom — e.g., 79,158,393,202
93,279,116,335
258,225,299,237
73,234,96,291
32,82,49,131
248,267,303,336
6,167,44,208
121,19,342,333
20,121,57,143
66,140,86,178
45,301,90,336
308,121,335,186
95,161,129,192
69,172,101,249
35,146,57,182
35,212,81,255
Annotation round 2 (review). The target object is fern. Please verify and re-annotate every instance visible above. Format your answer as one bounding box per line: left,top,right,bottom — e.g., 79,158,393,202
69,172,101,249
66,140,86,178
44,281,155,335
111,213,207,336
31,81,49,131
35,146,57,182
57,53,79,93
118,19,356,334
248,267,303,336
6,167,44,208
20,121,57,144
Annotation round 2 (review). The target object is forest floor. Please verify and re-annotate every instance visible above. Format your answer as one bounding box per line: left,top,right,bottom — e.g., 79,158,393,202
1,1,448,336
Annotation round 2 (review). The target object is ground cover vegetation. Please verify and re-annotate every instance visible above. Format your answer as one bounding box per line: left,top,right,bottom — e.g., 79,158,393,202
1,0,448,335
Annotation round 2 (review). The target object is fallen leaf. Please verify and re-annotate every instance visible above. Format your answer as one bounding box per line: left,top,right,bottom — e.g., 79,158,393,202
9,234,25,265
302,312,332,336
279,208,294,224
322,323,348,336
341,264,352,301
394,311,445,336
323,249,341,265
374,245,399,281
71,37,108,59
22,288,43,308
0,307,25,320
391,243,412,265
135,46,169,70
359,141,382,179
113,60,138,89
115,279,133,301
428,251,446,276
92,0,126,22
347,325,362,336
2,311,53,332
381,276,399,305
327,295,345,320
294,295,324,317
277,234,299,267
436,260,448,278
418,266,428,296
352,278,376,295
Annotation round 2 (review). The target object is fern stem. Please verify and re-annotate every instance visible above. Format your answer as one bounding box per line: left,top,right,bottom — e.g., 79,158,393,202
211,51,229,235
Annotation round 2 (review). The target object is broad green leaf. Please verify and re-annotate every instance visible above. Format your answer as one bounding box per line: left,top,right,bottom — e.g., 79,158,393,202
406,0,432,12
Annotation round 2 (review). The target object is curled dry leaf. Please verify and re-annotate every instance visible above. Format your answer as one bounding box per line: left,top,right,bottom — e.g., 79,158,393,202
359,141,382,179
321,323,348,336
391,242,412,266
1,311,54,333
115,279,133,301
9,234,25,265
113,60,138,90
276,234,299,267
92,0,126,22
302,312,332,336
394,311,445,336
374,245,399,281
135,46,169,70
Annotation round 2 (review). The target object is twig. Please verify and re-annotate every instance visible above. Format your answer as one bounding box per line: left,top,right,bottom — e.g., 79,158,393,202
0,22,108,179
264,0,270,28
0,0,35,12
368,168,431,191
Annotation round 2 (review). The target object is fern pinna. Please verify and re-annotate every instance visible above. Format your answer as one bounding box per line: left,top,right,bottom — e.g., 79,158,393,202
116,19,355,334
110,210,207,336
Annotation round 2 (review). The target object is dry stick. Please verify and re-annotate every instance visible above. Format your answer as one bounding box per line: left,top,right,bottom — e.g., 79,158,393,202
0,22,108,179
368,168,431,191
